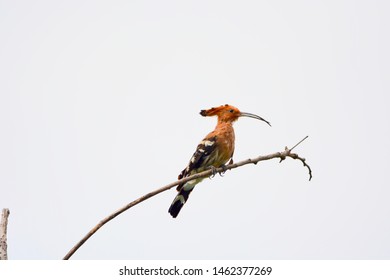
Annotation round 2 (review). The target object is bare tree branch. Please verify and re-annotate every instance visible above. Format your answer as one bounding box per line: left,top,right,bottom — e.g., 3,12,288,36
0,208,10,260
63,137,312,260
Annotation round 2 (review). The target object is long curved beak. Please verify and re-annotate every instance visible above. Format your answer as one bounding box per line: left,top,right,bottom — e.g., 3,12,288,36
240,112,271,127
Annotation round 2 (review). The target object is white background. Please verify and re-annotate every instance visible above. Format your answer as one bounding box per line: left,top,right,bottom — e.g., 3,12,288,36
1,0,389,259
2,260,390,280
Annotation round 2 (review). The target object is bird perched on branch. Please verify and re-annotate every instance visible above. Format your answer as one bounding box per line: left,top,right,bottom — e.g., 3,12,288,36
168,104,271,218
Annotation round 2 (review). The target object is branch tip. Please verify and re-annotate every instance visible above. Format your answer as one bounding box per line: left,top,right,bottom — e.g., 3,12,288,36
290,135,309,152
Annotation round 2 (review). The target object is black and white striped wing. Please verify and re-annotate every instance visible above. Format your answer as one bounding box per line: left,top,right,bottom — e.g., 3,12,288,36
178,136,217,180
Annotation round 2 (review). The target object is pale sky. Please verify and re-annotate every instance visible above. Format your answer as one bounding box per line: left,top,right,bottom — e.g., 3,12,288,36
1,0,389,260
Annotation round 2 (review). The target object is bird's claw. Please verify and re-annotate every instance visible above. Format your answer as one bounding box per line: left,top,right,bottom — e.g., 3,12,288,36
209,166,217,178
219,164,228,176
209,165,227,178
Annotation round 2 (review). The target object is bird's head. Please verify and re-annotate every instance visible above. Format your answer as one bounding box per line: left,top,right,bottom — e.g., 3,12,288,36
200,104,271,126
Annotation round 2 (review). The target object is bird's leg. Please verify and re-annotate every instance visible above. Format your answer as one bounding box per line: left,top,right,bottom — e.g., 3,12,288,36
209,158,233,178
208,166,218,178
218,164,228,176
219,158,233,176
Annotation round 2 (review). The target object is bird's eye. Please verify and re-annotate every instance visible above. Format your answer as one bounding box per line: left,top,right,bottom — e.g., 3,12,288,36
229,109,234,113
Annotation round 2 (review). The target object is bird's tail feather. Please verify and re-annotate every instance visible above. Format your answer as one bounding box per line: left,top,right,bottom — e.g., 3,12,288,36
168,185,194,218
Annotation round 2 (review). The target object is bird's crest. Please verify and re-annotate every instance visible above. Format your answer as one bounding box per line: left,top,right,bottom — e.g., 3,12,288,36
199,104,270,125
200,104,241,123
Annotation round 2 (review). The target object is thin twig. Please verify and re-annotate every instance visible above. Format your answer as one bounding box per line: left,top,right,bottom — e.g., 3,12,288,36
0,208,10,260
290,135,309,151
278,136,312,181
63,138,312,260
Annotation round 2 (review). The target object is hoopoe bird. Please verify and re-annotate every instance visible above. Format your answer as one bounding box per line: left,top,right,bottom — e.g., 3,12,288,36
168,104,270,218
